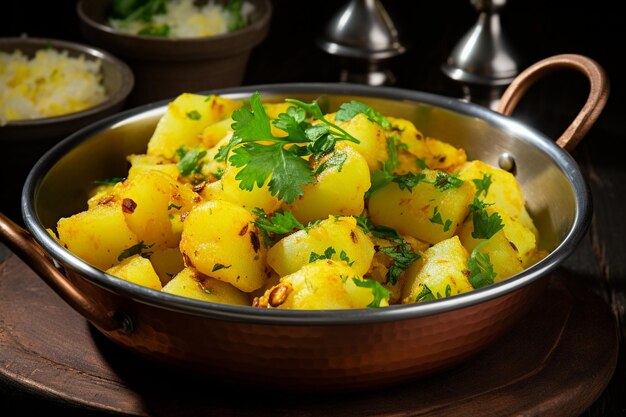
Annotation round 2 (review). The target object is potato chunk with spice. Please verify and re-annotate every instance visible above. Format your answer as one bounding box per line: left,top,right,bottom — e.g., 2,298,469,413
162,267,249,305
254,260,389,310
402,236,473,304
368,169,474,245
106,254,162,290
267,215,375,278
56,204,139,270
179,200,268,292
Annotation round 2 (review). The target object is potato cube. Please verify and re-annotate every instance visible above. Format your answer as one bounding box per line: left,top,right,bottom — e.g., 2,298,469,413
147,93,240,158
162,267,249,305
179,200,268,292
56,204,139,270
255,260,389,310
284,145,371,224
267,215,375,277
402,236,473,304
106,254,162,290
368,169,474,244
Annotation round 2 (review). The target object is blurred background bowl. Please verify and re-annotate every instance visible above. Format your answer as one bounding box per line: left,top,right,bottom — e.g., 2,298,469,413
0,36,134,224
77,0,273,107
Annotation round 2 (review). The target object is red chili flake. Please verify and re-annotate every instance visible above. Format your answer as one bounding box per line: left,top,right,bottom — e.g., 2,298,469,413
249,231,260,253
122,198,137,213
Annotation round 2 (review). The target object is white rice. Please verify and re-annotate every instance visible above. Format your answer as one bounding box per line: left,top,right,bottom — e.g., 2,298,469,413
109,0,255,38
0,48,108,125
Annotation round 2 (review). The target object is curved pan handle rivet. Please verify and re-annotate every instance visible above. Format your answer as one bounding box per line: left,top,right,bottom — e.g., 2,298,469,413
497,54,610,152
0,212,123,332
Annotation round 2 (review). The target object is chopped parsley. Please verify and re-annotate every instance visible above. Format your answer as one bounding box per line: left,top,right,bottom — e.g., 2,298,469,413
186,110,202,120
176,146,207,177
352,278,390,308
313,150,348,176
379,242,421,285
429,206,453,232
118,241,155,262
94,177,125,186
212,263,231,272
433,171,464,191
309,247,336,263
252,208,304,246
339,250,355,267
167,203,182,211
473,173,493,197
335,101,392,130
466,196,505,288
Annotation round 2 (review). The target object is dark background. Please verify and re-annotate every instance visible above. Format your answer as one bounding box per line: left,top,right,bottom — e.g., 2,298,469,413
1,0,624,416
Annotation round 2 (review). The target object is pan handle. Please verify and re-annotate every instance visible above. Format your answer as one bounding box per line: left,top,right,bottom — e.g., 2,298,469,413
497,54,609,152
0,212,123,332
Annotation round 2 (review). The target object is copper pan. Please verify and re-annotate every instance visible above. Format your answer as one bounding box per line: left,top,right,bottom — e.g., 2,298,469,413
0,54,609,391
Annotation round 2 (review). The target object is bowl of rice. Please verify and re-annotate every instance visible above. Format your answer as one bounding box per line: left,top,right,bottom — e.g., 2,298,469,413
0,36,134,222
77,0,273,106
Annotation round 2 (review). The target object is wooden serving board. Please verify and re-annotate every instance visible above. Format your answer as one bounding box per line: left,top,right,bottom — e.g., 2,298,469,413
0,253,619,417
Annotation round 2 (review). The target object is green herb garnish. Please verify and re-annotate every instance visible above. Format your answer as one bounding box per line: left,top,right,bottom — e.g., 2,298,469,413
186,110,202,120
335,100,392,130
176,146,207,177
118,241,154,262
252,208,304,246
352,278,390,308
429,206,453,232
309,247,336,263
379,242,421,285
94,177,125,186
212,263,231,272
473,173,493,197
217,91,360,204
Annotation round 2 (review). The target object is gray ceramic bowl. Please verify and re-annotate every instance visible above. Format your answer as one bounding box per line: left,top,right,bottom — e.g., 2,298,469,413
0,36,134,222
77,0,273,107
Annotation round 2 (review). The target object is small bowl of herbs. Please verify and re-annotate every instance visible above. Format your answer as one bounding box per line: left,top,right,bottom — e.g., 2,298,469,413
77,0,273,106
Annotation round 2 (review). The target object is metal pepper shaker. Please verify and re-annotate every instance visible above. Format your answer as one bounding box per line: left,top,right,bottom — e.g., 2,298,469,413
316,0,406,86
441,0,520,110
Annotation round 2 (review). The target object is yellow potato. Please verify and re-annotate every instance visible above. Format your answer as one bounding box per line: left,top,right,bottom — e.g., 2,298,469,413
368,169,475,244
149,247,185,286
325,112,388,171
284,145,370,224
147,93,240,158
201,163,281,213
118,170,200,249
106,254,162,290
267,215,375,277
179,200,268,292
456,160,539,239
126,153,179,180
402,236,473,304
387,117,467,172
254,260,389,309
162,267,249,305
56,204,139,270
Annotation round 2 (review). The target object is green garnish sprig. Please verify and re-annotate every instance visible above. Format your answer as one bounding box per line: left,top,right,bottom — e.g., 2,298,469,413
216,91,361,204
352,278,390,308
252,208,304,247
466,197,504,288
356,213,421,285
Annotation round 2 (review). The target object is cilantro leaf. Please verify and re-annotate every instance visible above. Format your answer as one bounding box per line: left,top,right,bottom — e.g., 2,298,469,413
212,263,231,272
352,278,390,308
336,100,391,130
186,110,201,120
415,283,435,302
226,0,246,31
118,241,154,262
355,213,403,242
339,250,355,266
272,106,308,142
176,146,207,176
429,206,453,232
94,177,125,186
309,247,336,263
433,171,464,191
252,208,304,246
231,143,314,203
468,248,497,288
473,173,493,197
469,197,504,240
314,150,347,176
231,91,276,142
392,172,426,192
379,242,421,285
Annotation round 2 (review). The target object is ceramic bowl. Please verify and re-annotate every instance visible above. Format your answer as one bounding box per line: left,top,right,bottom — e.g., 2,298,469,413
77,0,273,107
0,36,134,222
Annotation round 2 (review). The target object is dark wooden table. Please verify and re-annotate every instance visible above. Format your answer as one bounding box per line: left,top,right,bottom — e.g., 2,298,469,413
1,0,624,415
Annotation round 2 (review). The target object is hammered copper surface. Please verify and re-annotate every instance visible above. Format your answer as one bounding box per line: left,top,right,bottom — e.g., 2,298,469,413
64,267,544,390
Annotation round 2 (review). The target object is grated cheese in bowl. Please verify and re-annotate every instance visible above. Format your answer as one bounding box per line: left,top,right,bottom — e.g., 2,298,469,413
109,0,255,38
0,48,108,126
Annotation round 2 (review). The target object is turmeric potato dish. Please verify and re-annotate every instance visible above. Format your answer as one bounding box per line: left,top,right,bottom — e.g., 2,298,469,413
51,91,547,310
